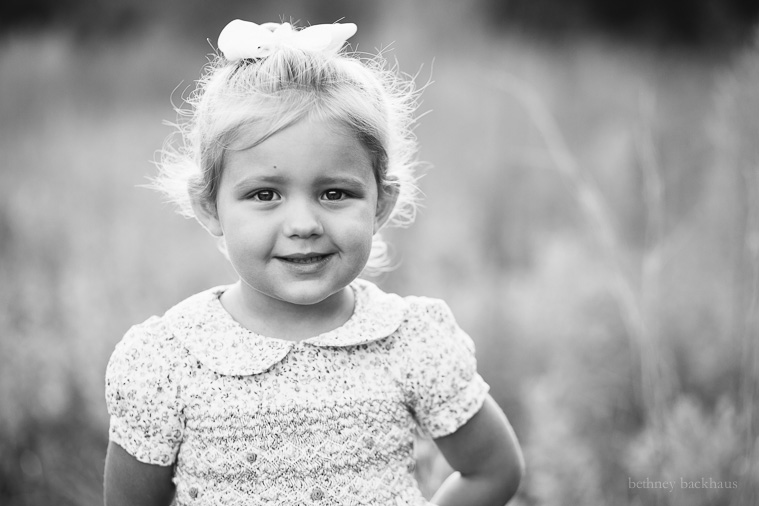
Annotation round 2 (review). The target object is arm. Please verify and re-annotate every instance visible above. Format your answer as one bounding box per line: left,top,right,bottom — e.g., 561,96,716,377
430,395,524,506
104,441,175,506
104,319,184,506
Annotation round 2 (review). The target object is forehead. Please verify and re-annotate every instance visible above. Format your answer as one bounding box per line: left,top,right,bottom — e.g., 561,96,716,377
223,117,374,183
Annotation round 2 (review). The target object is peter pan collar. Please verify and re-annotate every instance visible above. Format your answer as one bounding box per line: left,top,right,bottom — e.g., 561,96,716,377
165,279,406,376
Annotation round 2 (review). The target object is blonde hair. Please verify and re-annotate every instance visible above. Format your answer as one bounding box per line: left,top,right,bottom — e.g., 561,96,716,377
152,43,422,274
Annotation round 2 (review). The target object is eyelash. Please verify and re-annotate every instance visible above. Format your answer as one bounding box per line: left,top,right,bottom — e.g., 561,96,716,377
246,189,350,202
249,189,280,202
322,190,347,201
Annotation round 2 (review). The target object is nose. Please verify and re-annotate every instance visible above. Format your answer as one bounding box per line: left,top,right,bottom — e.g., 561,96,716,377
281,198,324,238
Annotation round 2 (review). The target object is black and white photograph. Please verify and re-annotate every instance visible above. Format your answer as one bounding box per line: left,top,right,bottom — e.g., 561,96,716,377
1,1,758,505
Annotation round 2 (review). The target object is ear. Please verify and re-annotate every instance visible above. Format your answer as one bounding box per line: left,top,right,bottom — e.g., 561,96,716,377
374,180,400,234
190,197,224,237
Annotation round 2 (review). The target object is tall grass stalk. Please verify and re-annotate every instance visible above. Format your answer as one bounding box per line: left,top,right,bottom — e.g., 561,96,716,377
489,72,671,429
738,163,759,506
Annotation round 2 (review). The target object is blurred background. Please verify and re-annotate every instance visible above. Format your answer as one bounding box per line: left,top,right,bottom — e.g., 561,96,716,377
1,0,759,504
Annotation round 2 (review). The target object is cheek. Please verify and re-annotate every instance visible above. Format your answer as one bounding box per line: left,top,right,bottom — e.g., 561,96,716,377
335,208,378,253
220,213,275,254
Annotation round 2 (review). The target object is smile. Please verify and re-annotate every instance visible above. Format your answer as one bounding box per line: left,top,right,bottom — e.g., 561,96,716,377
279,255,329,264
275,253,335,271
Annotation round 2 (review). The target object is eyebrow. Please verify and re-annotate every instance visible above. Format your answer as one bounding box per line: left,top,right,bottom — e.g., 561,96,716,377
232,174,287,190
315,175,369,188
232,174,369,190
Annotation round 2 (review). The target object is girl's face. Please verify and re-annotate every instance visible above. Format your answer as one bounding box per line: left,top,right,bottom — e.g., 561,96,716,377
197,117,394,309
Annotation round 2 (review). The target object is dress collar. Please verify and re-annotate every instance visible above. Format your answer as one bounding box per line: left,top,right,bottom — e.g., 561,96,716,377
165,279,406,376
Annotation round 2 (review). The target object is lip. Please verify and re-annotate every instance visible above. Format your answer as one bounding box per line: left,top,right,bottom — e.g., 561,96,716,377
275,253,334,272
277,252,331,260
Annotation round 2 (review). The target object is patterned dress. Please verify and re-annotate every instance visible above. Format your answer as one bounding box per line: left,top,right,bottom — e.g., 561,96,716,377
105,279,489,505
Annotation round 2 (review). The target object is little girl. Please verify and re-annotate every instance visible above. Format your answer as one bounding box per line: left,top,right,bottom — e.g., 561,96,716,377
104,19,523,506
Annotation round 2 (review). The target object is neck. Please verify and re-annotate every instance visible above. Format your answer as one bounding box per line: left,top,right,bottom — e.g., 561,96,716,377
220,281,355,341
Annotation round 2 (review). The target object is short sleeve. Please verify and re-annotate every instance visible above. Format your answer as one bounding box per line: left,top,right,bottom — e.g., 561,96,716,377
105,317,184,466
400,298,490,439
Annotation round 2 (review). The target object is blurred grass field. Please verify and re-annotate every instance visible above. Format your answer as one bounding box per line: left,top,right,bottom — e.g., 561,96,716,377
1,6,758,505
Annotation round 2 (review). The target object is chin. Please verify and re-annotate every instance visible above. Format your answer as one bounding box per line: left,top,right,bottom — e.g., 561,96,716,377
280,292,331,306
271,284,345,307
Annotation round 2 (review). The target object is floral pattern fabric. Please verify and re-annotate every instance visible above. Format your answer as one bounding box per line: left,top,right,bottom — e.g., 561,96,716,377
105,279,489,505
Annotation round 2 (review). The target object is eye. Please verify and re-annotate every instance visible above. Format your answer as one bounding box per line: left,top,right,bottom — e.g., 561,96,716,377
322,190,346,201
249,189,280,202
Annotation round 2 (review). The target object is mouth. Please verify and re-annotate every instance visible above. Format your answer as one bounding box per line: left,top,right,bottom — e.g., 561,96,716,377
276,253,333,264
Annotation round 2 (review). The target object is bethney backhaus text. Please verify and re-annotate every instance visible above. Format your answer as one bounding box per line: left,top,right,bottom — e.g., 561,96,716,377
629,477,739,492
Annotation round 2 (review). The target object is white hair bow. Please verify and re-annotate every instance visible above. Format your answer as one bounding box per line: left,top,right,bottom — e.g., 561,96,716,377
218,19,357,60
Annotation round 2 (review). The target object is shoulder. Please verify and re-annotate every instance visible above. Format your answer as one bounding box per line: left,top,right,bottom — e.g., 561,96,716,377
356,279,458,326
395,294,475,353
350,280,464,346
402,295,462,326
107,316,176,376
106,287,226,379
351,280,472,349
